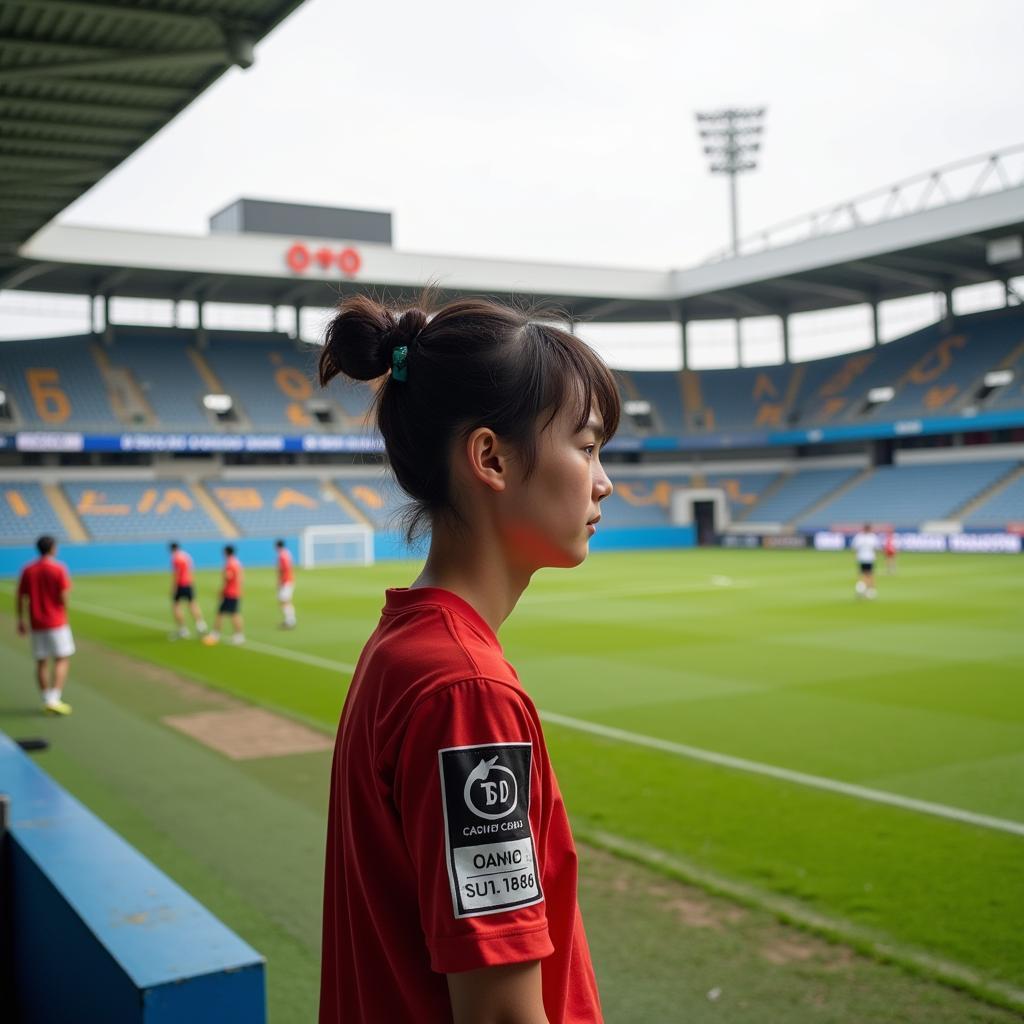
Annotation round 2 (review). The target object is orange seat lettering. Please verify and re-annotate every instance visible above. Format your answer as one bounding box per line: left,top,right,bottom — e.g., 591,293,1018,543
78,490,129,515
275,366,312,401
616,481,674,508
753,373,778,401
27,368,71,424
819,354,873,399
755,402,783,426
5,489,30,517
273,488,317,510
908,335,966,385
215,487,263,511
352,485,384,510
156,489,194,514
286,402,312,426
137,488,157,514
923,384,958,410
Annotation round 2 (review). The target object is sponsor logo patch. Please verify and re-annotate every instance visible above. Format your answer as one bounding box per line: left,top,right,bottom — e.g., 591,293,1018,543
438,742,542,918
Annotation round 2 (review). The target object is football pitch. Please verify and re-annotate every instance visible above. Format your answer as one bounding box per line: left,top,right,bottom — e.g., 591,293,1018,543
1,548,1022,1023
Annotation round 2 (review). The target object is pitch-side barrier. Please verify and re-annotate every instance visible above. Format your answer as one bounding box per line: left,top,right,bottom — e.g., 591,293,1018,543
0,732,265,1023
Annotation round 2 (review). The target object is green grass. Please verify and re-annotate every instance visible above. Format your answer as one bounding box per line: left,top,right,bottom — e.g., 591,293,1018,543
1,548,1022,1020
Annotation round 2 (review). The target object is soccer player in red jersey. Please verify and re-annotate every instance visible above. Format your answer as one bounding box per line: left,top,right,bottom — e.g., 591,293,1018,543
317,296,618,1024
275,539,296,629
169,541,207,639
16,535,75,715
202,545,245,646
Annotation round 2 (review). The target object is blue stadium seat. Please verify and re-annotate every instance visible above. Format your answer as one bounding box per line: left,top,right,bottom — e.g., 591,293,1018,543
799,461,1019,529
701,472,780,517
744,467,859,523
209,478,356,535
962,470,1024,528
334,474,406,530
0,336,118,429
0,482,66,544
63,480,218,539
698,366,797,432
600,474,691,527
111,331,211,429
204,336,323,430
627,372,685,435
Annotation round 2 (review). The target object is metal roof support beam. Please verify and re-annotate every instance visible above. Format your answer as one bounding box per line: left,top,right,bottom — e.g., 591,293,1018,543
871,299,880,348
770,277,868,305
0,117,143,145
881,252,993,286
294,304,303,343
0,51,232,84
1,0,228,35
780,313,791,363
0,95,168,123
847,259,941,292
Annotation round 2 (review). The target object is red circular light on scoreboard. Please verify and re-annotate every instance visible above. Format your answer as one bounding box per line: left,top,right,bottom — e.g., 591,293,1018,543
285,242,362,278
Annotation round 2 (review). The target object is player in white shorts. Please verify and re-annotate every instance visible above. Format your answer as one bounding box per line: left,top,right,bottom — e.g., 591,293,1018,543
851,523,879,600
16,535,75,715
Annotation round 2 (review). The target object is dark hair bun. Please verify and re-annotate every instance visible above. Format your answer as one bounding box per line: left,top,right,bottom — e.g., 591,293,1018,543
319,297,428,385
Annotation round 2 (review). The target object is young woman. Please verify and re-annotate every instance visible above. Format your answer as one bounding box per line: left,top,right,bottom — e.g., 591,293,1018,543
318,296,618,1024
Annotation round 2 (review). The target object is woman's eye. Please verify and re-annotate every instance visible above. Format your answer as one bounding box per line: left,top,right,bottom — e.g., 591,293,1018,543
583,445,596,457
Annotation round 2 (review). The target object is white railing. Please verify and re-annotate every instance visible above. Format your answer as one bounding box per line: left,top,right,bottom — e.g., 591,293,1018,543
705,142,1024,263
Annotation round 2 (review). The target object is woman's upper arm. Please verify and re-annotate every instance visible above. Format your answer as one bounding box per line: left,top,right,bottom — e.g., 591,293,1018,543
447,960,549,1024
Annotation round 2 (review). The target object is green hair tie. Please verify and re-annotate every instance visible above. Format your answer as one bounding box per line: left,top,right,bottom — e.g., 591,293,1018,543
391,345,408,382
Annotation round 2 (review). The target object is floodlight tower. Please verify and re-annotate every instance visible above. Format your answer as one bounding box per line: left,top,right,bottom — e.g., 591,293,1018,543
696,107,766,256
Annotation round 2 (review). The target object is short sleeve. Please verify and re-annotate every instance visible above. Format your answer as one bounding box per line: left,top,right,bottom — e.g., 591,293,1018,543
393,678,554,974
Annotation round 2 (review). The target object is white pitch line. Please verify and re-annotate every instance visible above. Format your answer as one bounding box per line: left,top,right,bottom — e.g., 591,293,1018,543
71,599,357,675
69,597,1024,838
541,710,1024,838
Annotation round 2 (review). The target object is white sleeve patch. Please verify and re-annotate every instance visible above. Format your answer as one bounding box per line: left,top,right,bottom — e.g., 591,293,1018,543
437,741,543,919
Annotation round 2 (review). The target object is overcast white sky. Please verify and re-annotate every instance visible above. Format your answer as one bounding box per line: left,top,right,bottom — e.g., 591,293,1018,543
3,0,1023,365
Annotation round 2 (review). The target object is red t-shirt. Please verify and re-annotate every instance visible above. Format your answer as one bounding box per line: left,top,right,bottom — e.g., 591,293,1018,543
277,548,294,585
171,550,193,588
222,555,243,599
18,557,71,630
320,587,602,1023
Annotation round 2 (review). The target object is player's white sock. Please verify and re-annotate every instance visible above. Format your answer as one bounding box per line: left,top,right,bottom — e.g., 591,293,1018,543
855,580,866,595
197,620,208,633
43,688,57,706
284,605,296,627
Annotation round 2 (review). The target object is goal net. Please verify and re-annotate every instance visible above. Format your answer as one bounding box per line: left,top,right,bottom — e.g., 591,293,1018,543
300,524,375,568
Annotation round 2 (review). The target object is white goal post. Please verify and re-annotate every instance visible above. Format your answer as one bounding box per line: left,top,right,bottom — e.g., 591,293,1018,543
300,524,375,568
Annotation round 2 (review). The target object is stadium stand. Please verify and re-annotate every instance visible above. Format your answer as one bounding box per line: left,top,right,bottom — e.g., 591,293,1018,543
700,472,780,516
799,460,1020,529
600,474,690,527
622,371,686,435
694,365,799,432
962,468,1024,528
0,482,67,543
0,336,117,429
208,478,357,535
204,335,321,430
63,480,220,540
742,467,861,524
334,474,406,530
111,331,212,430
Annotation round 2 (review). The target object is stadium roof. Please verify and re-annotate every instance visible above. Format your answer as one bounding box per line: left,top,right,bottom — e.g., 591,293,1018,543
0,0,306,271
12,183,1024,324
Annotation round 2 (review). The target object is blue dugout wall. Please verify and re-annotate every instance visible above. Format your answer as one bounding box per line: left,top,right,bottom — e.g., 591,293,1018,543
0,733,265,1023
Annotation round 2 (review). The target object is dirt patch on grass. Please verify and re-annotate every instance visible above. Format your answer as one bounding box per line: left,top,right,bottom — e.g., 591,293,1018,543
164,707,334,760
121,657,240,709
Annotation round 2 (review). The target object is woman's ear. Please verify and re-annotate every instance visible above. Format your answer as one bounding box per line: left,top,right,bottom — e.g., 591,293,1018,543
463,427,508,493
